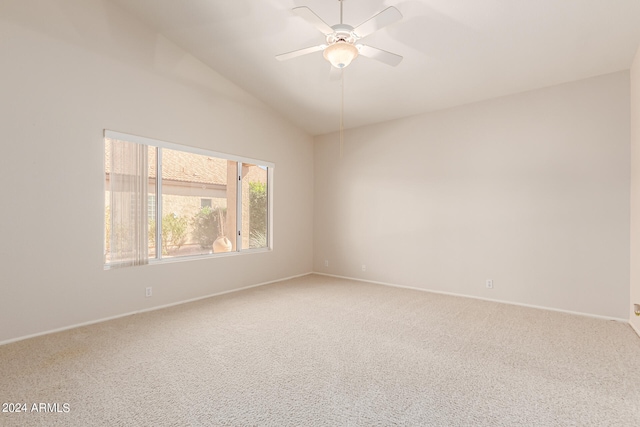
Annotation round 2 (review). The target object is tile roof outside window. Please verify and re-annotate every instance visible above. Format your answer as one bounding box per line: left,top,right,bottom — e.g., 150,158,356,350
105,140,227,186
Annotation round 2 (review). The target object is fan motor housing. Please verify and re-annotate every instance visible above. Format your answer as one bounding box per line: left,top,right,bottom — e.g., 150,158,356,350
327,24,357,45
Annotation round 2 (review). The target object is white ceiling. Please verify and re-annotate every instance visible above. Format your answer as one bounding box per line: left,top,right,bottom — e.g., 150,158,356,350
110,0,640,136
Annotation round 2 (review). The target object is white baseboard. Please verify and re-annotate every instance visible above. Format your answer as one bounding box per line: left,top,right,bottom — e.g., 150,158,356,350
0,272,313,347
4,271,632,347
313,272,628,323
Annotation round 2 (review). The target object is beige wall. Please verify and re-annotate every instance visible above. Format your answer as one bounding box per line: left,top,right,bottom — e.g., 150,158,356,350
631,46,640,335
0,0,314,343
315,71,630,319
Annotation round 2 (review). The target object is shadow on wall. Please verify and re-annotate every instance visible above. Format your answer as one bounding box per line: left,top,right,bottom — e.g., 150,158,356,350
0,0,264,107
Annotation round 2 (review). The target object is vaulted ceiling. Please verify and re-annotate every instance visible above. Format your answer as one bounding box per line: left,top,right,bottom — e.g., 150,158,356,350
110,0,640,135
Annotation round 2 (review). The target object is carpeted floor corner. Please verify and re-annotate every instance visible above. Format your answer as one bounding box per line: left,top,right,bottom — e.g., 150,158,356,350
1,274,639,426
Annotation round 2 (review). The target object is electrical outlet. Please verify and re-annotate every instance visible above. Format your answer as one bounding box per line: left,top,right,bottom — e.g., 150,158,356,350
486,279,493,289
324,260,329,267
362,265,366,271
146,287,152,297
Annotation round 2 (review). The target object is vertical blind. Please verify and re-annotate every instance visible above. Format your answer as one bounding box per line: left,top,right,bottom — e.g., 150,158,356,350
108,138,149,267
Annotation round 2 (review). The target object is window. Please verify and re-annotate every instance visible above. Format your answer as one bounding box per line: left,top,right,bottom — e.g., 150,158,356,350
104,131,272,267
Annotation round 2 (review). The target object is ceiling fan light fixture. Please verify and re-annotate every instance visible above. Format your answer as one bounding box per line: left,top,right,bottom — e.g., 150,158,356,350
323,41,359,68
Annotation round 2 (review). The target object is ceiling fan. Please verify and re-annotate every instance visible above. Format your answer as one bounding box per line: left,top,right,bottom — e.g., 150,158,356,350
276,0,403,70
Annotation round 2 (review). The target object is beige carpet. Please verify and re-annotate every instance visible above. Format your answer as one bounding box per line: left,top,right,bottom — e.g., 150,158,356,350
1,274,639,426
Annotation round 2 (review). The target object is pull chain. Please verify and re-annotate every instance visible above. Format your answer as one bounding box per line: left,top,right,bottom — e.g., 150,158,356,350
339,0,345,158
340,69,344,158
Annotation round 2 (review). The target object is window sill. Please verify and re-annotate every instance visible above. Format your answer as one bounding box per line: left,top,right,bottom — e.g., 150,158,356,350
104,247,272,270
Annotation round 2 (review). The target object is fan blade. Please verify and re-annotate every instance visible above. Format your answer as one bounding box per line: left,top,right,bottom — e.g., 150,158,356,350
292,7,334,35
276,45,326,61
329,66,342,81
352,6,402,39
358,45,403,66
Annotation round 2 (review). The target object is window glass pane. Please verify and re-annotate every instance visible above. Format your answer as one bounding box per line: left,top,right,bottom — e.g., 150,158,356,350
160,149,237,258
242,164,268,249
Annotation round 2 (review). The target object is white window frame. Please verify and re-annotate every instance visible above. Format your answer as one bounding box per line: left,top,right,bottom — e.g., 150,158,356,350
104,130,274,267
